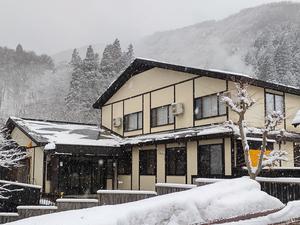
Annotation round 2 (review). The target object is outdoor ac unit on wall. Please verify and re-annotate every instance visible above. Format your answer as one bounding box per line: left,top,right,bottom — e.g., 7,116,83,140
171,103,184,116
113,117,122,127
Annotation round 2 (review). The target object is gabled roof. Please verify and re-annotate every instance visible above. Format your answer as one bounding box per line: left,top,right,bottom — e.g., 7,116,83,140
292,110,300,127
6,117,121,148
93,58,300,108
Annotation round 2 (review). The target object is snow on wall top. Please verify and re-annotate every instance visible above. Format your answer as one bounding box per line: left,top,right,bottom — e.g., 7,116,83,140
9,117,121,148
292,110,300,126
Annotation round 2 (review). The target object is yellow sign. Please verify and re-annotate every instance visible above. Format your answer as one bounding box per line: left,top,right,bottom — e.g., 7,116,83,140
249,149,271,167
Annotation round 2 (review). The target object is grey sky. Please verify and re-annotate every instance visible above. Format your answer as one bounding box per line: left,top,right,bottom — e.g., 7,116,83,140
0,0,299,55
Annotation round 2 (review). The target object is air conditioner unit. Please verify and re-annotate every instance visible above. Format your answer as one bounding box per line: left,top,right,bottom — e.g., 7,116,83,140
171,103,184,116
113,117,122,127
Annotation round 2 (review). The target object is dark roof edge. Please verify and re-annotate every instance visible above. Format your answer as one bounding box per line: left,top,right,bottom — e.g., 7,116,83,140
6,117,46,146
93,58,300,108
18,117,98,126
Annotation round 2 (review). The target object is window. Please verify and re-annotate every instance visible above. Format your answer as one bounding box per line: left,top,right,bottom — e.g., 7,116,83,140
198,144,223,177
151,105,174,127
139,150,156,175
266,92,284,116
166,147,187,176
194,94,226,120
124,112,143,132
118,151,132,175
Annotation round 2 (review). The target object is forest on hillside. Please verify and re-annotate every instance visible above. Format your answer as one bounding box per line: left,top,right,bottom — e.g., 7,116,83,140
0,40,133,124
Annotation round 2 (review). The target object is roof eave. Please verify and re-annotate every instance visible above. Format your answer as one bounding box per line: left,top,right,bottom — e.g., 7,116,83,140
92,58,300,109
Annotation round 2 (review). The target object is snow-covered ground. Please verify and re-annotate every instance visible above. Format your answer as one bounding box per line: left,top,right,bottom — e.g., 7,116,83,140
6,178,284,225
223,201,300,225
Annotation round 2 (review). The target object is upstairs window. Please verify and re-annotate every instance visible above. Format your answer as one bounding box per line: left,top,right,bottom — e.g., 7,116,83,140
194,94,226,120
124,112,142,132
166,147,187,176
151,105,174,127
266,92,284,115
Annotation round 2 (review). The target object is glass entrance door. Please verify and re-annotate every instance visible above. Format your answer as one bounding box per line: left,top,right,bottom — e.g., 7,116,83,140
198,144,223,178
58,156,108,195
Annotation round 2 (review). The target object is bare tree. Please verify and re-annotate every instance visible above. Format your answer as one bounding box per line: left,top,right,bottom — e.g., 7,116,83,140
221,82,286,179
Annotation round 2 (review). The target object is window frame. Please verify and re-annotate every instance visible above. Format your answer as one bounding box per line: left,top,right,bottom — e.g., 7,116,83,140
165,147,187,176
123,111,143,132
198,144,224,178
194,93,226,120
117,151,132,175
139,150,157,176
265,92,285,116
150,104,174,128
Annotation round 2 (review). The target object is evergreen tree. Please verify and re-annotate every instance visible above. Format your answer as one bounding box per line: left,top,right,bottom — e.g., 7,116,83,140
70,49,82,67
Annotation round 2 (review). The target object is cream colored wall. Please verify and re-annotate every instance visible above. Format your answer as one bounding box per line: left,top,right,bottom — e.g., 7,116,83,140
124,130,142,137
274,141,295,167
11,128,44,187
194,116,227,127
194,77,226,97
198,139,223,145
156,144,165,183
139,176,156,191
286,93,300,133
151,86,174,108
151,124,174,133
117,175,131,190
106,179,113,190
187,141,197,184
11,127,34,147
224,138,232,176
166,176,185,184
102,105,112,130
132,147,139,190
106,68,197,104
124,96,142,114
143,94,151,134
175,80,194,129
112,101,123,135
228,82,265,128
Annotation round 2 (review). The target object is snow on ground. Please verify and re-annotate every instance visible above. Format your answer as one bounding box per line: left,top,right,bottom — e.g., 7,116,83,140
6,178,283,225
223,201,300,225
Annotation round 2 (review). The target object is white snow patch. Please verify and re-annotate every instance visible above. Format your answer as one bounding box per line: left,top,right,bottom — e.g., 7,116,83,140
97,190,157,195
223,201,300,225
155,183,196,189
0,180,41,189
44,142,56,150
6,178,283,225
56,198,98,203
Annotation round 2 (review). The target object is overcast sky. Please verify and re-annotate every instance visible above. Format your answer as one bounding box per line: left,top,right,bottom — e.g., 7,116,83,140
0,0,299,55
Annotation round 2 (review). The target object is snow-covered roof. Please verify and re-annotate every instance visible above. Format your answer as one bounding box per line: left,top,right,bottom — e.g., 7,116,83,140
292,110,300,127
121,124,233,145
8,117,121,148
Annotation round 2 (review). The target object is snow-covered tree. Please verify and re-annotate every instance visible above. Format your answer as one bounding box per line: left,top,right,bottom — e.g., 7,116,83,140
221,83,287,179
0,127,28,199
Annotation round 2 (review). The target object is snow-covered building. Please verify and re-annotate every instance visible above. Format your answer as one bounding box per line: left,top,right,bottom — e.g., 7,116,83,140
92,58,300,190
4,58,300,195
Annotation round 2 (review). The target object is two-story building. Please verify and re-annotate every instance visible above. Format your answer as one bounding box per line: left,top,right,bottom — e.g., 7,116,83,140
4,58,300,195
93,58,300,191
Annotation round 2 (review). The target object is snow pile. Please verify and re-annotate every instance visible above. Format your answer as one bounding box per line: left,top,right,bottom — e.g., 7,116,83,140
6,178,283,225
224,201,300,225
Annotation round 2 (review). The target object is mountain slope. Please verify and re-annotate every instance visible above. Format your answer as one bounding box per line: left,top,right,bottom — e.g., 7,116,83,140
135,2,300,86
